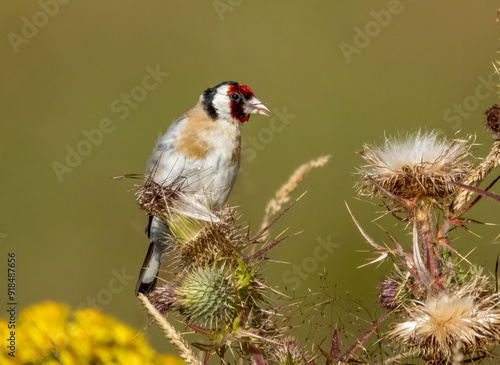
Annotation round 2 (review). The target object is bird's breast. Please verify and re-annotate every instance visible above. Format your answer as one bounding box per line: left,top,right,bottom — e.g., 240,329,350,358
148,116,242,209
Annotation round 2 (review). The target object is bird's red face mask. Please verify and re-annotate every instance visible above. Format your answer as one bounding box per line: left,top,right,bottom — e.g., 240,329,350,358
227,84,269,123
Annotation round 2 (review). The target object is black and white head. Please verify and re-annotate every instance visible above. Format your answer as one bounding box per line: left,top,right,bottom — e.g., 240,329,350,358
201,81,269,124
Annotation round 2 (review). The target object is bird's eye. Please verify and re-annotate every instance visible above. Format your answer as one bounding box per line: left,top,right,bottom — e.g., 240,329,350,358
230,93,241,101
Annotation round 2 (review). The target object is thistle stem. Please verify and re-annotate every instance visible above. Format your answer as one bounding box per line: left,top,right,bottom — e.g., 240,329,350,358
339,311,392,363
415,207,439,280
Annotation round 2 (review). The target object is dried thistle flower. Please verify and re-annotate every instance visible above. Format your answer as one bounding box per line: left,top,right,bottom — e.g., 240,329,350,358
389,278,500,362
358,131,472,201
172,208,246,271
135,173,219,223
485,104,500,139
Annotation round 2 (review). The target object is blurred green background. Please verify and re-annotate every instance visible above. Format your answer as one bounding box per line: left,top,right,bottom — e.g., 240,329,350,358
1,0,500,358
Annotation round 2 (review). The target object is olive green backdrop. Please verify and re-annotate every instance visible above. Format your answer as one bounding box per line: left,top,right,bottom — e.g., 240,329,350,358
1,0,500,358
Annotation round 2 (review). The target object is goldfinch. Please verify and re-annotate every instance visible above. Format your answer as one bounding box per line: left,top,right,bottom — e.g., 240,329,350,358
135,81,269,295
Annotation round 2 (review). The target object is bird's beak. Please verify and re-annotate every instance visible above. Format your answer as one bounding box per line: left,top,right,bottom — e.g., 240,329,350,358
244,97,270,116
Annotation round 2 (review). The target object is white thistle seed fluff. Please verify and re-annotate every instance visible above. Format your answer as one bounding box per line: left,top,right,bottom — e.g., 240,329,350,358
359,130,472,199
372,131,467,173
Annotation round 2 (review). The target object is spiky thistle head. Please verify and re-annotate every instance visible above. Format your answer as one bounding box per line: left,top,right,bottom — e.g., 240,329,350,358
264,337,309,365
388,277,500,362
358,130,472,201
176,261,262,331
172,208,247,271
177,265,237,330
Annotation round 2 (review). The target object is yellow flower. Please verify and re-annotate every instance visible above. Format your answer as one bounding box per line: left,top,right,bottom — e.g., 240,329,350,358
17,302,70,363
0,302,183,365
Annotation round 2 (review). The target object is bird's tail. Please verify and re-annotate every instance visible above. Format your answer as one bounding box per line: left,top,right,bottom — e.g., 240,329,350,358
135,217,171,296
135,242,161,295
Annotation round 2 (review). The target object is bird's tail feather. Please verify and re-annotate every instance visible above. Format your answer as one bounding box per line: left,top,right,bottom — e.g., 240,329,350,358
135,217,172,295
135,241,161,295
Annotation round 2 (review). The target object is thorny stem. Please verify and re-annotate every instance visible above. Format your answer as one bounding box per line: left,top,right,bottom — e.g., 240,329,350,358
338,311,392,363
380,352,414,364
450,180,500,205
249,346,268,365
245,234,294,263
452,174,500,217
251,200,297,243
440,212,452,240
415,206,439,280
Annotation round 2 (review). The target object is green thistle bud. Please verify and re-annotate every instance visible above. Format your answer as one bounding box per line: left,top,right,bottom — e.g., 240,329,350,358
177,266,238,329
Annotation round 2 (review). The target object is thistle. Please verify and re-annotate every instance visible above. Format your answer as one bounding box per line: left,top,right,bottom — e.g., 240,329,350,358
264,337,309,365
389,277,500,363
135,156,329,363
358,130,472,202
147,281,178,315
171,208,246,271
177,265,238,329
378,277,401,310
147,210,264,332
348,124,500,364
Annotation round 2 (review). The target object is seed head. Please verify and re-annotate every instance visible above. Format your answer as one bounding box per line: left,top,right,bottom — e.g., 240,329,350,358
389,279,500,362
358,131,472,200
